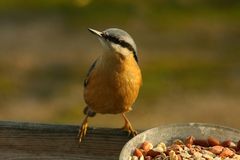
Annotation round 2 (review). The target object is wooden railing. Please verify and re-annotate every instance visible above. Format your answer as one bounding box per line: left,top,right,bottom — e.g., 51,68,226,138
0,121,134,160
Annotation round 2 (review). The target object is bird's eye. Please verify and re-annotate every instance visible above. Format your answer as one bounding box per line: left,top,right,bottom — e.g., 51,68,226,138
101,33,105,38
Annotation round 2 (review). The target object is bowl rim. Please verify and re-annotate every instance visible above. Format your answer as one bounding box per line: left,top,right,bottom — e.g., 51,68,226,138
119,122,240,160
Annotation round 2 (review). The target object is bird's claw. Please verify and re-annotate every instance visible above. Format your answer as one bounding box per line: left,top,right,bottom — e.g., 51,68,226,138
121,113,137,137
127,129,138,137
121,123,138,137
131,130,138,137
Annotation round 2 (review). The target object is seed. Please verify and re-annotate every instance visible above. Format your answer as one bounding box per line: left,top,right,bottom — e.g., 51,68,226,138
169,150,178,160
177,154,182,160
219,148,234,158
221,140,232,147
179,150,191,158
202,150,216,159
147,149,161,157
193,151,202,159
141,141,153,152
237,140,240,152
153,142,167,152
194,139,209,147
140,149,147,156
168,144,182,153
139,155,144,160
174,139,184,145
154,153,167,160
133,148,143,158
210,145,224,155
208,136,220,146
185,136,195,147
232,154,240,160
144,156,152,160
131,156,138,160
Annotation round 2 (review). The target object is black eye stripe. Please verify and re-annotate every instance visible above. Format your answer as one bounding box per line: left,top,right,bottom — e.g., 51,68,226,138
102,33,138,62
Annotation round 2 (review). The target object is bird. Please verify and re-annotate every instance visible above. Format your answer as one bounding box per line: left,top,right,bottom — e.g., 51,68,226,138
78,28,142,142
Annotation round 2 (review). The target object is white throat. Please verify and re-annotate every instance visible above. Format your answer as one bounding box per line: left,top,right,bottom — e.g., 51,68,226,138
99,38,131,57
111,43,131,56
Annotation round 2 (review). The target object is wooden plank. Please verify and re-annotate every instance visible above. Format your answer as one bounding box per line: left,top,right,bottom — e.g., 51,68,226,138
0,121,134,160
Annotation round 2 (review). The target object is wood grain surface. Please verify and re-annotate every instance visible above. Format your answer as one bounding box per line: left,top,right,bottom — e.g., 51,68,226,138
0,121,135,160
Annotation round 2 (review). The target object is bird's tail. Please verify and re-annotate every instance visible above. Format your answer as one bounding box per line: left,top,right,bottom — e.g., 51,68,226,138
83,106,96,117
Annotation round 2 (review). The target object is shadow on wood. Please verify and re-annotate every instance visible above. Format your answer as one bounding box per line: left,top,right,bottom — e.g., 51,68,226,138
0,121,134,160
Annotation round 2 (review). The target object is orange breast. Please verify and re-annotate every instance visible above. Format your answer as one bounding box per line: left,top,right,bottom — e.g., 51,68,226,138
84,53,142,114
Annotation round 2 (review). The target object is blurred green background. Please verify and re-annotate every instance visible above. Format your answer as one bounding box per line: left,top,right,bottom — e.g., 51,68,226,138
0,0,240,130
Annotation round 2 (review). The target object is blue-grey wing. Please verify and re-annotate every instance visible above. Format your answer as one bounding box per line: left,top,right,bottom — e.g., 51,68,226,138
84,59,98,87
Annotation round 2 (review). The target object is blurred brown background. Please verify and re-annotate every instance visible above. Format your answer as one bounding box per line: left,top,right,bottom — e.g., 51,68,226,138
0,0,239,130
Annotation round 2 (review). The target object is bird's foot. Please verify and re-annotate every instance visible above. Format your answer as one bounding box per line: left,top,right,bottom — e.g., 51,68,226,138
121,113,137,137
78,116,88,143
121,122,138,137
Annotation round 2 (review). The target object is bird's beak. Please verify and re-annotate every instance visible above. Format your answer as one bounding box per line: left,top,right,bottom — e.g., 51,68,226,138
88,28,102,37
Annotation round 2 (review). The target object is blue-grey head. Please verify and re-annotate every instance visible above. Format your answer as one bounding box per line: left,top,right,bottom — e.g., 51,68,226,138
88,28,138,62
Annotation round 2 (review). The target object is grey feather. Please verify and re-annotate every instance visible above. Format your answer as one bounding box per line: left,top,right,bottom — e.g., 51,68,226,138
102,28,138,62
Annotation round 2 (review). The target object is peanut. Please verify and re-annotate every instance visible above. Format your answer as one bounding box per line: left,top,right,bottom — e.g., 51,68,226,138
208,136,220,146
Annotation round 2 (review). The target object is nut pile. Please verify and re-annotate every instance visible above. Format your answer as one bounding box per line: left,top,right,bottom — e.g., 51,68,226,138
129,136,240,160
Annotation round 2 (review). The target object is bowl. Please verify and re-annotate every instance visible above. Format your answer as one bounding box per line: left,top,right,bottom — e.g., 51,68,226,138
119,123,240,160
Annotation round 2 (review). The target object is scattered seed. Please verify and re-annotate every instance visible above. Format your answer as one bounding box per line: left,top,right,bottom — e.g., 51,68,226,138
194,139,209,147
131,156,138,160
153,142,167,153
134,148,143,157
219,148,234,158
141,141,153,152
169,150,178,160
130,137,240,160
237,140,240,152
208,136,220,146
185,136,195,148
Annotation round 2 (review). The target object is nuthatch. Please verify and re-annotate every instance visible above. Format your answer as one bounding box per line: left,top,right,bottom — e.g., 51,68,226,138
78,28,142,142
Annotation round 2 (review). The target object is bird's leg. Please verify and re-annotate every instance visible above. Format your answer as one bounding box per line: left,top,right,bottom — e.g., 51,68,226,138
78,115,89,143
121,113,137,136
